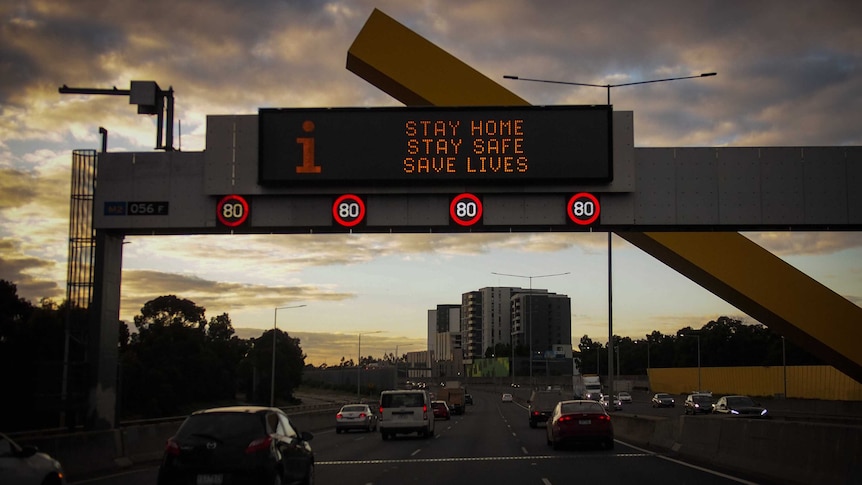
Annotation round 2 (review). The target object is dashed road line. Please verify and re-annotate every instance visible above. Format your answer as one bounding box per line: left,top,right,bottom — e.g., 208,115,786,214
315,453,650,465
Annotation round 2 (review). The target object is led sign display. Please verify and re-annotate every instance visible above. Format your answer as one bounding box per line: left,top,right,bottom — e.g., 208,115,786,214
258,105,612,185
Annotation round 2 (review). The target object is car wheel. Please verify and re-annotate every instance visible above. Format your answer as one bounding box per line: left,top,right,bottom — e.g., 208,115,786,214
273,471,283,485
605,439,615,450
529,420,536,428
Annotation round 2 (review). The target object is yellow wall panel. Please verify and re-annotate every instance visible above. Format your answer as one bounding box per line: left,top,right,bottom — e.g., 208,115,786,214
649,366,862,400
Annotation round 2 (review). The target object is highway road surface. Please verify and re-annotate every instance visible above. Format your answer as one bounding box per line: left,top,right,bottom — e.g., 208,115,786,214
71,388,773,485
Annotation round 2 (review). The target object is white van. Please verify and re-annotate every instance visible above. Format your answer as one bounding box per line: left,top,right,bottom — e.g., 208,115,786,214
378,390,435,439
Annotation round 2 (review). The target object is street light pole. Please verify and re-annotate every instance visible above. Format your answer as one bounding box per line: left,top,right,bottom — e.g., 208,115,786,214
271,304,306,407
696,334,701,392
492,271,570,387
504,69,716,406
681,332,701,392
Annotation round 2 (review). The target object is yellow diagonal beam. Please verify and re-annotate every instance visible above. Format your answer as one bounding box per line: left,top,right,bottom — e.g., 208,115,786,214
346,9,862,383
347,9,527,107
618,232,862,380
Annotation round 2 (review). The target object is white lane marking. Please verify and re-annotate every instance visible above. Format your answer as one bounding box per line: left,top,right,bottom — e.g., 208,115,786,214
316,453,648,465
617,440,760,485
542,479,552,485
521,446,529,455
411,448,422,457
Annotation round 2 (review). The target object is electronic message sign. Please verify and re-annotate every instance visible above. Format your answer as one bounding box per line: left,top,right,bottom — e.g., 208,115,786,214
258,105,612,185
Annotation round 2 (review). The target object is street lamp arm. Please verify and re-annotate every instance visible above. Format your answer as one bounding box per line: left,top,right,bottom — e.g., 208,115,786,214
491,271,571,279
609,72,716,88
503,75,607,89
504,73,716,90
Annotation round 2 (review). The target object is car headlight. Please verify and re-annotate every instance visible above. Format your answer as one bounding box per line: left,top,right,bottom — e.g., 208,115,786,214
761,409,768,416
731,410,739,415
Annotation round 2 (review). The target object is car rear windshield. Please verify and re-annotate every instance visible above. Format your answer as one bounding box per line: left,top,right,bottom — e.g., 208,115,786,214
381,393,424,407
342,405,367,412
560,401,604,414
177,413,265,444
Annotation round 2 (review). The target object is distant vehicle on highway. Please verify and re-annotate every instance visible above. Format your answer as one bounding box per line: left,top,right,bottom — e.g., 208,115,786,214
712,395,769,418
528,389,564,428
379,390,435,439
465,393,474,405
600,394,622,411
617,391,633,404
684,393,715,415
545,399,614,450
336,403,378,433
651,393,676,408
431,400,451,420
501,393,514,403
0,432,67,485
157,406,314,485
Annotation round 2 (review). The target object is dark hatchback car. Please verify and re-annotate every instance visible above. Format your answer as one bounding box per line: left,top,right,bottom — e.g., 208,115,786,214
651,393,676,408
684,393,715,415
712,395,769,418
157,406,314,485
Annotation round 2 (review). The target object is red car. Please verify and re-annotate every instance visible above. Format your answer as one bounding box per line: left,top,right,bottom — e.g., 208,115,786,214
431,400,451,420
546,399,614,450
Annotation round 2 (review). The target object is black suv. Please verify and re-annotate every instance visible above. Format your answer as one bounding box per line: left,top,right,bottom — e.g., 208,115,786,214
157,406,314,485
528,390,563,428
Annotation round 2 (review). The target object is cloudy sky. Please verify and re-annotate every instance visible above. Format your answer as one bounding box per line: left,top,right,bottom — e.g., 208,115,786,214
2,1,861,366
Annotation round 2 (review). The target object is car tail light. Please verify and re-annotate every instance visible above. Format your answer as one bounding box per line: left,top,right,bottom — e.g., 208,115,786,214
557,415,575,423
423,404,428,420
164,438,180,456
336,413,343,419
531,411,540,417
596,414,611,422
359,413,366,418
245,436,273,454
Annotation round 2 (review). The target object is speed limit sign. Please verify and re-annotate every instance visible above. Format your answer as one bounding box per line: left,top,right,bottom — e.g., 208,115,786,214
217,194,250,227
332,194,366,227
566,192,601,225
450,193,483,227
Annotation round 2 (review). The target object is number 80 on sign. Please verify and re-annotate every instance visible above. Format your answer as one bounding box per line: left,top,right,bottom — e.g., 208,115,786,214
450,193,483,227
332,194,366,227
217,194,250,227
566,192,600,225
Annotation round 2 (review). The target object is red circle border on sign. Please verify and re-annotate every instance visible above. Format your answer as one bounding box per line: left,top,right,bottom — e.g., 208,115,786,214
450,193,483,227
332,194,366,227
217,194,249,227
566,192,601,225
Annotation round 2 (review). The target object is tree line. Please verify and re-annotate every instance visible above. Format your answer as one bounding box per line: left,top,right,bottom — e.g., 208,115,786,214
575,315,825,376
1,278,827,431
0,280,306,431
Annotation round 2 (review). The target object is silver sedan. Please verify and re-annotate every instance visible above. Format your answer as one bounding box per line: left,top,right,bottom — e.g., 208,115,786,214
336,404,379,433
